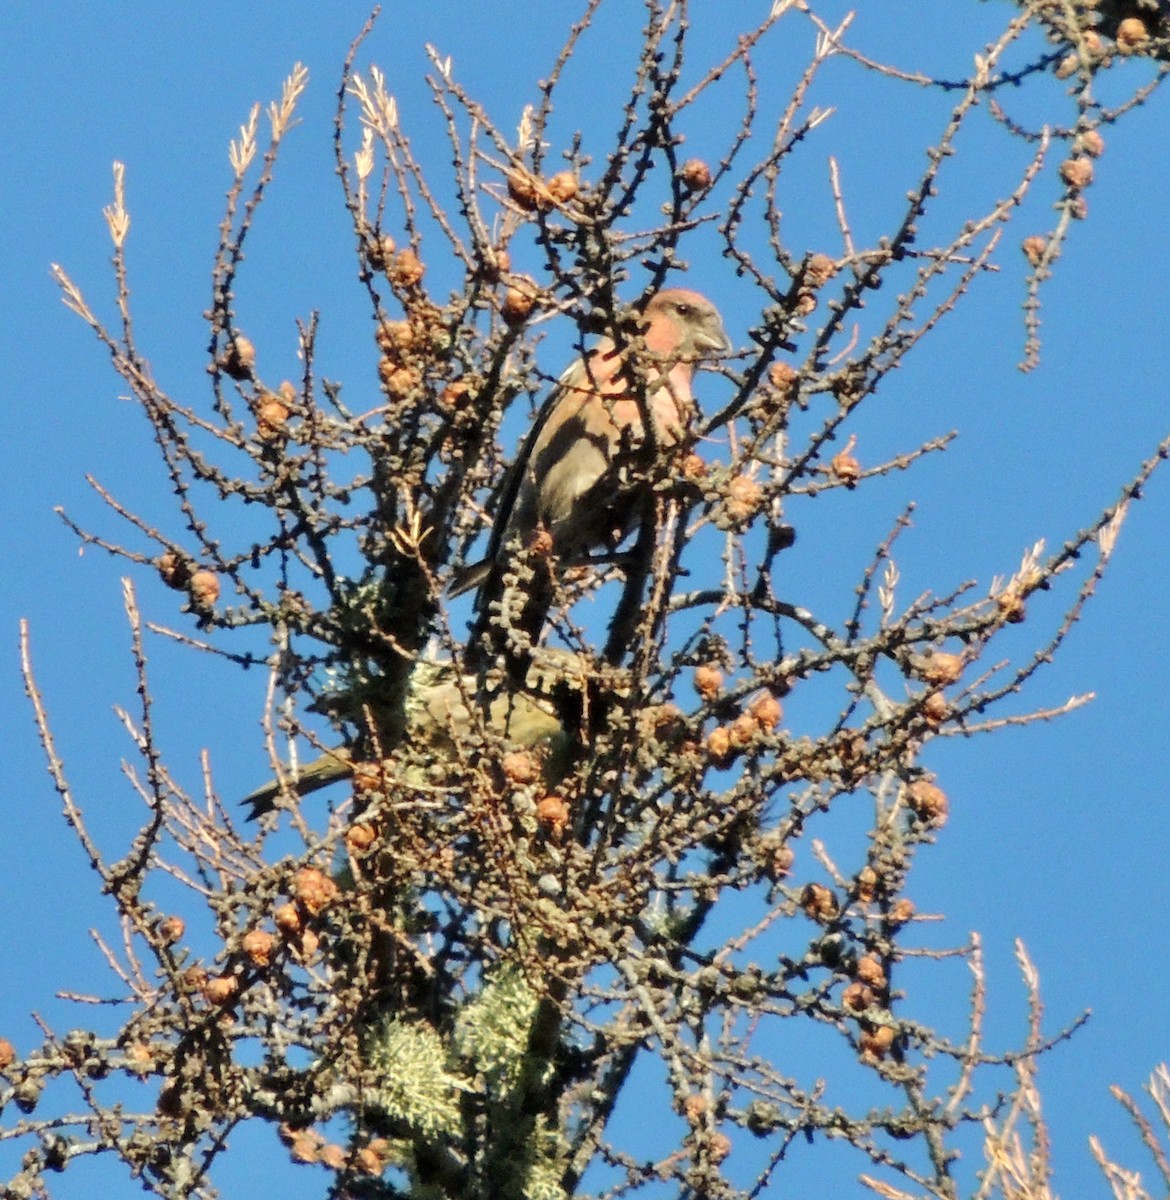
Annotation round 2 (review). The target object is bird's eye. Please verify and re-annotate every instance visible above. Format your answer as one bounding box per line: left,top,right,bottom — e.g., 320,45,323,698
675,302,691,317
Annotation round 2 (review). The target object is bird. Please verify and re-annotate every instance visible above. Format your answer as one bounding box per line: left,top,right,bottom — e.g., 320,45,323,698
240,654,581,820
452,289,731,618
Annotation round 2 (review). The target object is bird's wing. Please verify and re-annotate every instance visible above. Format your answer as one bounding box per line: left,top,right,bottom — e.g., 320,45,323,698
451,340,614,596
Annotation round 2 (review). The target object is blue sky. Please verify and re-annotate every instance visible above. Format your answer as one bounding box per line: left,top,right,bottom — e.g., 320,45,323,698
3,3,1170,1195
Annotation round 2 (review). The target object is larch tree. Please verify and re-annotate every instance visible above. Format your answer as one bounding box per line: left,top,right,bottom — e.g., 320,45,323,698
10,3,1170,1198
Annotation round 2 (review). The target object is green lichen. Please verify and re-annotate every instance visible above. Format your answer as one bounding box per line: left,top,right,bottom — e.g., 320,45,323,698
454,965,540,1093
364,1017,468,1138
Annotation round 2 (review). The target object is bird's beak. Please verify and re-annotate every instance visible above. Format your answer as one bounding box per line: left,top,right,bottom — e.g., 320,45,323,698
696,323,733,356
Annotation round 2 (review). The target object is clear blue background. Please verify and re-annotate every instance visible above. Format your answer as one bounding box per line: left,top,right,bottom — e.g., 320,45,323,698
2,2,1168,1195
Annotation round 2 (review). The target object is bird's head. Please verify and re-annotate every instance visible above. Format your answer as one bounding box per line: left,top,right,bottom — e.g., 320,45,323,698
642,289,732,359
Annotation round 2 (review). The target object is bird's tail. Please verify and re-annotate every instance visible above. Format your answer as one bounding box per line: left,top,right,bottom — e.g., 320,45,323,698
447,557,492,599
241,746,354,821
